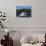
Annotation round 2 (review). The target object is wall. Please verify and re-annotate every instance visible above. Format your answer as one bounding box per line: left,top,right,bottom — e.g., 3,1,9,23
0,0,46,27
0,0,46,46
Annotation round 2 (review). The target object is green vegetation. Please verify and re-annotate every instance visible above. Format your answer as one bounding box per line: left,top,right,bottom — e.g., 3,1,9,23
16,8,32,13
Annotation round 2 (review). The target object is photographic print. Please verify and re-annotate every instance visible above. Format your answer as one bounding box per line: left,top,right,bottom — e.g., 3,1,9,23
16,6,32,17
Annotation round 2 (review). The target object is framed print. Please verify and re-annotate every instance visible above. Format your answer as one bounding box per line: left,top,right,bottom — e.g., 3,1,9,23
16,6,32,17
